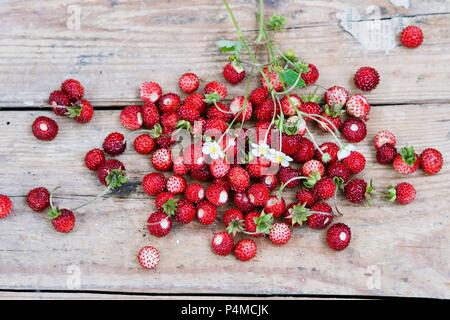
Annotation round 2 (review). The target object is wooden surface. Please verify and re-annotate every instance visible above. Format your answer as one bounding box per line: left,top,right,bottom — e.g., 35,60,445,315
0,0,449,299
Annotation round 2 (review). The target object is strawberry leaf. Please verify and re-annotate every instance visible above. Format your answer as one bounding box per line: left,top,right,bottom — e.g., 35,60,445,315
279,69,306,89
217,40,242,56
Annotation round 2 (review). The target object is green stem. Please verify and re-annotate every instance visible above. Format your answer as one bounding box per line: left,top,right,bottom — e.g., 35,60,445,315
71,186,111,211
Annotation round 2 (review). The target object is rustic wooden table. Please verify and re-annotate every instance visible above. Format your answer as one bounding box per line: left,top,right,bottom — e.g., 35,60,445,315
0,0,449,299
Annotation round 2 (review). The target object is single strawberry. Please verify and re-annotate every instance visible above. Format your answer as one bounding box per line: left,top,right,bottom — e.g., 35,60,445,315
120,105,143,130
299,102,321,121
48,90,70,116
140,81,162,103
223,208,244,227
255,98,278,121
97,159,127,188
308,202,333,230
152,148,173,171
174,199,196,224
260,66,283,92
346,94,370,120
376,144,397,165
234,239,257,261
209,159,230,178
229,96,253,122
325,86,349,106
137,246,160,269
159,93,181,113
342,151,366,174
84,148,106,171
141,102,160,129
344,179,374,204
243,211,263,237
292,137,315,163
133,134,156,155
204,118,228,134
178,103,201,123
295,188,316,207
233,192,254,213
420,148,443,175
269,223,291,245
281,134,302,157
166,175,186,194
179,72,200,93
316,142,339,164
401,25,424,48
386,182,416,205
103,132,126,156
326,223,351,251
49,208,75,233
211,232,234,256
161,112,179,133
302,160,325,178
318,105,344,132
341,118,367,143
264,196,286,218
280,94,302,116
32,116,59,141
205,182,228,206
147,212,172,237
374,130,397,149
27,187,50,212
185,93,207,114
61,79,84,101
206,103,233,122
173,156,189,176
249,87,268,107
277,167,301,189
326,161,351,184
246,159,270,178
156,134,175,149
223,62,245,85
228,166,250,192
354,67,380,92
301,63,319,85
184,183,205,203
65,99,94,123
155,192,175,210
142,172,166,196
0,194,13,219
196,200,217,225
312,178,336,201
247,183,270,207
204,81,228,101
190,164,213,181
393,146,420,175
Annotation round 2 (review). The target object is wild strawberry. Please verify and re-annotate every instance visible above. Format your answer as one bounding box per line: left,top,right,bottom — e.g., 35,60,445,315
172,156,189,176
326,223,351,251
316,142,339,164
325,86,349,106
156,134,174,149
223,62,245,85
211,232,234,256
229,96,253,122
137,246,160,269
386,182,416,205
140,81,162,103
326,161,351,183
318,105,344,132
190,164,213,181
344,179,374,204
247,159,270,178
166,175,186,194
178,104,200,123
228,166,250,192
205,118,228,134
243,211,262,237
207,103,233,121
277,167,301,188
374,130,397,149
142,172,166,196
223,208,244,231
206,182,228,206
354,67,380,92
155,192,174,210
247,183,270,207
233,192,254,213
234,239,257,261
196,200,217,225
301,63,319,85
376,144,397,165
27,187,50,212
32,116,59,141
147,212,172,237
420,148,443,175
204,81,228,101
141,102,160,129
341,118,367,143
280,134,302,157
84,148,106,171
174,199,196,224
269,223,291,245
97,159,126,188
292,137,315,163
133,134,155,155
185,93,207,114
61,79,84,101
120,105,143,130
152,148,172,171
346,94,370,120
284,202,309,227
184,183,205,204
260,66,283,92
299,102,321,121
342,151,366,174
158,93,181,113
302,160,325,178
249,87,268,107
161,112,179,133
308,202,333,230
48,90,70,116
393,146,420,175
280,94,301,116
103,132,126,156
255,99,278,121
179,72,200,93
401,25,423,48
49,208,75,233
65,99,94,123
209,159,230,178
0,194,13,219
264,196,286,218
312,178,336,201
295,188,316,207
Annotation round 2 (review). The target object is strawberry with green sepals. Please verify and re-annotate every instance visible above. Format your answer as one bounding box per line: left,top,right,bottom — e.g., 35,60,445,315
301,63,319,85
147,211,172,237
103,132,126,156
223,208,244,228
223,61,246,85
205,182,229,206
0,194,13,219
97,159,127,189
234,239,257,262
166,175,187,194
155,192,175,211
316,142,339,164
374,130,397,149
386,182,416,205
319,104,344,132
142,172,166,196
66,99,94,123
61,79,84,101
152,148,173,171
32,116,59,141
120,105,143,130
140,81,162,103
27,187,50,212
196,200,217,225
420,148,443,175
325,86,349,107
84,148,106,171
179,72,200,94
47,187,75,233
344,178,374,204
326,223,351,251
302,160,325,178
204,81,228,102
282,115,306,136
326,161,351,187
264,195,286,218
393,146,420,175
137,246,160,269
269,223,291,245
174,199,196,224
211,231,234,256
244,211,264,237
342,151,366,174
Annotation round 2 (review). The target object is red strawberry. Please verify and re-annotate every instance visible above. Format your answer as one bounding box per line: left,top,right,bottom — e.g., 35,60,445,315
247,183,270,207
223,208,244,227
401,25,423,48
295,188,316,207
346,94,370,120
344,179,374,204
184,183,205,203
292,137,315,163
65,99,94,123
308,202,333,230
255,99,278,121
301,63,319,85
280,94,302,116
233,192,254,213
137,246,160,269
159,93,181,113
312,177,336,201
209,159,230,178
247,159,270,178
277,167,301,189
97,160,126,187
269,223,291,245
50,208,75,233
61,79,84,101
374,130,397,149
173,156,189,176
179,72,200,94
156,134,174,149
342,151,366,174
260,66,283,92
325,86,349,106
244,211,263,237
103,132,126,156
281,134,302,157
178,104,201,123
264,196,286,218
316,142,339,164
223,62,245,85
326,223,351,251
190,164,213,181
141,102,160,129
204,81,228,100
376,144,397,165
302,160,325,178
299,102,321,121
229,96,253,122
32,116,59,141
27,187,50,212
205,118,228,134
175,199,196,224
147,212,172,237
211,232,234,256
386,182,416,205
185,93,207,114
393,146,420,175
161,112,179,133
142,172,166,196
0,194,13,219
341,118,367,143
354,67,380,92
326,161,351,183
420,148,443,175
228,166,250,192
196,200,217,225
206,182,228,206
234,239,257,261
84,148,106,171
120,105,143,130
207,103,233,121
140,81,162,103
48,90,70,116
318,105,344,132
166,175,186,194
134,134,155,155
249,87,268,107
152,148,173,171
155,192,174,210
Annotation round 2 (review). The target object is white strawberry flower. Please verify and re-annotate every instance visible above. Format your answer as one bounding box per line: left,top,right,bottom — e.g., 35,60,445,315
202,140,225,160
251,142,271,158
337,144,356,160
268,149,293,167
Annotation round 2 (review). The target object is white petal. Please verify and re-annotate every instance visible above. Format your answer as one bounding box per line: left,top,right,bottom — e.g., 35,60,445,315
202,145,211,155
210,152,219,160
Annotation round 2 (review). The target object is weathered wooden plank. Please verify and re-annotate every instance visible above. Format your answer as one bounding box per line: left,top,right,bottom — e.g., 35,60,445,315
0,105,449,298
0,0,449,107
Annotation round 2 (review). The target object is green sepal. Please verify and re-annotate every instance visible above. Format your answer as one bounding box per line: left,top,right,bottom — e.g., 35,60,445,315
254,211,274,235
324,104,345,118
333,177,345,190
399,146,417,166
365,179,375,205
293,61,309,74
47,207,61,219
321,153,332,164
282,49,299,64
385,186,397,202
149,123,162,139
303,172,321,189
66,105,82,118
300,93,321,103
106,169,128,190
176,120,192,131
283,116,304,136
162,198,178,216
203,92,222,104
279,69,306,89
226,218,245,237
267,14,286,31
288,203,310,227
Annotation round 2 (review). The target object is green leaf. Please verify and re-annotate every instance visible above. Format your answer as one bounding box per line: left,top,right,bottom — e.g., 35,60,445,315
279,69,306,89
267,14,286,31
217,40,242,55
301,92,321,103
